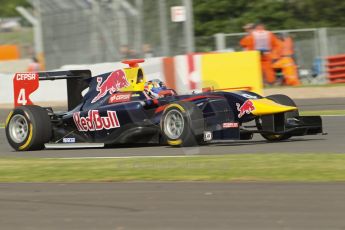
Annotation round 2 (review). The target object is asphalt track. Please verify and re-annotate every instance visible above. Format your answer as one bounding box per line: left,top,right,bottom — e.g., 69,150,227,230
1,182,345,230
295,97,345,111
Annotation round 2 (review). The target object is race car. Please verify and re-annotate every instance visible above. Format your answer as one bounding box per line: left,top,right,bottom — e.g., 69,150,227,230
5,59,323,151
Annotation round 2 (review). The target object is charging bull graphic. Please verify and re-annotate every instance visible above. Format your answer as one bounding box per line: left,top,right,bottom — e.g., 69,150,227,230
236,100,255,118
91,70,130,103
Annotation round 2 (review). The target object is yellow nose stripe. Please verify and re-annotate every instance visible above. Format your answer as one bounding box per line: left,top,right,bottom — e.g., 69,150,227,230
250,99,297,116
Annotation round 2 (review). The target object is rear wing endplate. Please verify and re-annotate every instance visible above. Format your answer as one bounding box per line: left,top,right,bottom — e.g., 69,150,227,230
13,70,91,110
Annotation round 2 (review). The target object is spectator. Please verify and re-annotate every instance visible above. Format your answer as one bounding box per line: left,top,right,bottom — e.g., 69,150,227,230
239,23,254,51
142,43,154,58
27,57,40,72
128,49,138,59
239,22,282,84
120,45,131,59
280,32,296,61
272,33,301,86
120,45,138,60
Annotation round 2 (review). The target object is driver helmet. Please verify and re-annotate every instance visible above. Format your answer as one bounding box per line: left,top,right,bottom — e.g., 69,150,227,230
146,79,167,95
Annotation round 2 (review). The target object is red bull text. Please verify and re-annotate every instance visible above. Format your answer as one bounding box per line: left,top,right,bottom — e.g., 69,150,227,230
236,100,255,118
91,70,129,103
73,110,120,132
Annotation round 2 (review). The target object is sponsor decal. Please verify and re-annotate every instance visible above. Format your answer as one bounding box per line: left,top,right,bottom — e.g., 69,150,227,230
15,73,37,81
63,137,76,143
236,100,255,118
92,70,129,103
13,72,39,107
241,93,258,99
204,131,213,141
108,92,132,104
222,122,239,128
73,110,120,132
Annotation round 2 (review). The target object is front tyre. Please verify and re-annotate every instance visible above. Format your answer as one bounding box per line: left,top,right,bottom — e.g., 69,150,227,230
257,94,299,142
161,101,204,147
5,105,52,151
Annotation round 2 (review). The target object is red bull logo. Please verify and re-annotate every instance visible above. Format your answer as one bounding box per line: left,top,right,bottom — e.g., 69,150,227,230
73,110,120,132
91,70,129,103
236,100,255,118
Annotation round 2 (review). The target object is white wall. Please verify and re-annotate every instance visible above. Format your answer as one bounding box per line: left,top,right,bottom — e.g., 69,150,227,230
0,59,31,73
0,58,165,106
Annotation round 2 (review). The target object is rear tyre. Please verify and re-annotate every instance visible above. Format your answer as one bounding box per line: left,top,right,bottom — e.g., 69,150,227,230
161,101,204,147
257,94,299,141
5,105,52,151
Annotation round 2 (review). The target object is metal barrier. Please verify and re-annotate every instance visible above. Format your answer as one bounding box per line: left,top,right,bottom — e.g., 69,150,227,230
35,0,195,70
327,54,345,83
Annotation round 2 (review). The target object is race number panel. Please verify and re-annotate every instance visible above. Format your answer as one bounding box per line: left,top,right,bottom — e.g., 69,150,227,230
13,73,39,107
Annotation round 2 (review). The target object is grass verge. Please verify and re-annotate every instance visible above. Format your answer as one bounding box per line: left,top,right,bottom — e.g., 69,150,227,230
0,28,33,45
1,154,345,182
265,83,345,89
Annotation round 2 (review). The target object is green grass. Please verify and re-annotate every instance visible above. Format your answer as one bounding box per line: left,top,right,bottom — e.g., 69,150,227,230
0,28,33,45
265,83,345,89
1,154,345,182
300,110,345,116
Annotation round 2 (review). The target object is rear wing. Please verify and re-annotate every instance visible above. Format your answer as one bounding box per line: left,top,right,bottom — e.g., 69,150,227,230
13,70,91,110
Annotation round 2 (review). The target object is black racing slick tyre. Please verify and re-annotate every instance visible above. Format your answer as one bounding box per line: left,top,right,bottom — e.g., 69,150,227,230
161,101,204,147
258,94,299,142
5,105,52,151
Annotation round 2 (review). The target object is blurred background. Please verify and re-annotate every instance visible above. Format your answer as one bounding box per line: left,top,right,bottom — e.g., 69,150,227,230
1,0,345,84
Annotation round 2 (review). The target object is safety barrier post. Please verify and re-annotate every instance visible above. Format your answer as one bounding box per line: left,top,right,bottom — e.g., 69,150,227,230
214,33,226,51
327,54,345,83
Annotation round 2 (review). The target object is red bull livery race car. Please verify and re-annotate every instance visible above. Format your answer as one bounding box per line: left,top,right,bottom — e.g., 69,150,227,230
5,59,323,151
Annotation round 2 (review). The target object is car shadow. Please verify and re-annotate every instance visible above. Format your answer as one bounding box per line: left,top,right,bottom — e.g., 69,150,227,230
43,137,326,151
104,143,162,149
163,137,326,148
211,138,326,147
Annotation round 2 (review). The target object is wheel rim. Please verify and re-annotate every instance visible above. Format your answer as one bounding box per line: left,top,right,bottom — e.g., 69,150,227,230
164,109,184,139
8,114,29,143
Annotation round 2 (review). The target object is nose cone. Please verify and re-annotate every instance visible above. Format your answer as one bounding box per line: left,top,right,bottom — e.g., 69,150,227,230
250,98,297,116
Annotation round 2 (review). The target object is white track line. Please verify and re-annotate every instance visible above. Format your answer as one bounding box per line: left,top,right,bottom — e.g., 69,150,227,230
45,155,197,160
321,115,345,117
